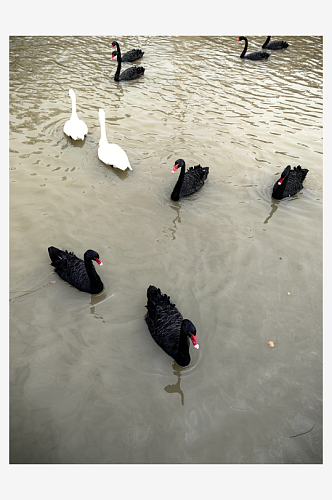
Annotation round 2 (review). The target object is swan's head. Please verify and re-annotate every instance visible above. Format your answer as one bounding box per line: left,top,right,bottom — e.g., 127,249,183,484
182,319,199,349
69,89,75,99
111,50,119,60
99,108,105,121
237,36,245,43
84,250,103,266
111,40,118,48
172,159,185,173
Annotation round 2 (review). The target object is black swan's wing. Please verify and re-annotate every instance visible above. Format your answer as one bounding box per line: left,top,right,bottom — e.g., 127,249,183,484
266,40,289,50
119,66,145,81
180,165,209,198
145,286,183,358
122,49,144,62
283,167,309,197
48,246,91,292
246,51,270,60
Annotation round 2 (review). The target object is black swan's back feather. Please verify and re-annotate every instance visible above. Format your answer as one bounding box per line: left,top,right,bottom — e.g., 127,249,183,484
48,246,103,294
272,165,309,199
180,165,209,197
262,37,289,50
145,286,197,367
121,49,144,62
118,65,145,81
145,286,183,356
244,51,270,60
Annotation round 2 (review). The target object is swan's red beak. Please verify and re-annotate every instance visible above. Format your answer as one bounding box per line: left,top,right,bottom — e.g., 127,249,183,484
111,54,115,60
237,38,240,42
95,258,103,266
278,177,285,185
172,164,179,173
190,333,199,349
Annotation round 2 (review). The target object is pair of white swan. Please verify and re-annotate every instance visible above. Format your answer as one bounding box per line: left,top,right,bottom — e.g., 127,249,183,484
63,89,132,171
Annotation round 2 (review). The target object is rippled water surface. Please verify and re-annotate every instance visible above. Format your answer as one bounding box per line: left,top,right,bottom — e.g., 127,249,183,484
9,36,323,464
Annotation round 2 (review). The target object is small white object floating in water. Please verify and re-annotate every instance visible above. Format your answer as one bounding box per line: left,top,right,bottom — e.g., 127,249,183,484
98,108,132,171
63,89,88,140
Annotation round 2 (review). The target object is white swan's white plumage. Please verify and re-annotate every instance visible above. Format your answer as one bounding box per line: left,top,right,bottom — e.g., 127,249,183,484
98,108,132,171
63,89,88,140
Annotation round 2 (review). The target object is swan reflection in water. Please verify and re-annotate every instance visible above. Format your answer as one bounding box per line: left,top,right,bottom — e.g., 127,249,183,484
263,200,280,224
264,193,301,224
164,362,185,406
90,290,113,319
164,203,181,240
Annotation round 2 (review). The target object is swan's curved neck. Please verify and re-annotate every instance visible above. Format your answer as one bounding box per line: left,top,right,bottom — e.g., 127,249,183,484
99,112,108,145
114,47,122,81
84,257,103,294
175,322,190,366
273,174,289,199
171,163,185,201
262,36,270,49
240,37,248,58
70,93,78,119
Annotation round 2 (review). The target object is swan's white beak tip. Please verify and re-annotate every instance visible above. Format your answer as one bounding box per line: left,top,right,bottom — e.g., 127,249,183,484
194,344,199,350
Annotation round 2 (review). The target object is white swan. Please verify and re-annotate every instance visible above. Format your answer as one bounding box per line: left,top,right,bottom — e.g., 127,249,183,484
98,108,132,171
63,89,88,140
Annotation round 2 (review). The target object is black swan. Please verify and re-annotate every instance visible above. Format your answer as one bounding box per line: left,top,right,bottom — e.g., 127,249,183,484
145,285,199,367
111,40,144,62
272,165,309,200
237,36,270,60
171,159,209,201
111,46,145,82
262,36,289,50
48,247,104,294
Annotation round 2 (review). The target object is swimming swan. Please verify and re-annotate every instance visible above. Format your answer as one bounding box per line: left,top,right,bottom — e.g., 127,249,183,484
97,108,132,171
63,89,88,140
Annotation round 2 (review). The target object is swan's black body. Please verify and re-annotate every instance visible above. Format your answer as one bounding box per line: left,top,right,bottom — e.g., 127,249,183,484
48,247,104,294
262,36,289,50
112,45,145,82
111,40,144,62
145,286,198,367
272,165,309,200
238,36,270,60
171,159,209,201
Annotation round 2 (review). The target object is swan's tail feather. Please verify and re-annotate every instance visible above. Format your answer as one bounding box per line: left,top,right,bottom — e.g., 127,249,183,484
146,286,174,318
48,246,62,263
295,165,309,181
